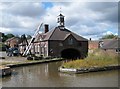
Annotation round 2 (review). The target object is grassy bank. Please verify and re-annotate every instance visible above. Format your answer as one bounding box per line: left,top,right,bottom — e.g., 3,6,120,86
62,49,119,69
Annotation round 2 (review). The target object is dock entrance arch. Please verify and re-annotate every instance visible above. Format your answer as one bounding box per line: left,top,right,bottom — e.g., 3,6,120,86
61,48,81,59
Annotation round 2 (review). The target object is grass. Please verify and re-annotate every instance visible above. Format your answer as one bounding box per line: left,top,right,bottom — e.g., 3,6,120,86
62,49,119,69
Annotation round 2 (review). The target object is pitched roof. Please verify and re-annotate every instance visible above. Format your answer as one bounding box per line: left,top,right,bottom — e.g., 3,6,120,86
38,27,88,41
101,38,120,49
6,37,19,42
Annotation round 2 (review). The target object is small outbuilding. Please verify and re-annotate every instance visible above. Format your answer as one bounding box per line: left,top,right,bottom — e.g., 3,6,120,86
100,38,120,53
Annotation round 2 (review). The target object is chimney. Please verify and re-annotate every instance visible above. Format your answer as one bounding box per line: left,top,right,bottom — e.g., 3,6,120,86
44,24,49,33
89,38,92,41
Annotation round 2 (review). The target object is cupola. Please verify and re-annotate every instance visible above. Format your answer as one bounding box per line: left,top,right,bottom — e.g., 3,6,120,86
57,13,65,27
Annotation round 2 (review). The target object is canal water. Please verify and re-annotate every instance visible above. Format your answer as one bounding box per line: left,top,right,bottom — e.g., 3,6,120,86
1,61,119,87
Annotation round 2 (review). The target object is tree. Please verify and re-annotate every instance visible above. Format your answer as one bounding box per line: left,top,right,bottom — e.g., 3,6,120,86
0,42,7,51
6,33,15,39
15,35,20,38
0,33,15,42
26,35,32,39
100,34,118,39
1,33,7,42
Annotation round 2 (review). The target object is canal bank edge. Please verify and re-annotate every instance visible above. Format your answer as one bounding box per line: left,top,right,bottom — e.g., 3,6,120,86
1,58,64,76
59,65,120,74
6,58,64,68
0,66,11,77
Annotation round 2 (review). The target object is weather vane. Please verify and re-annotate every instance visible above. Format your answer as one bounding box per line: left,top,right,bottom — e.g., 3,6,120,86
60,7,62,14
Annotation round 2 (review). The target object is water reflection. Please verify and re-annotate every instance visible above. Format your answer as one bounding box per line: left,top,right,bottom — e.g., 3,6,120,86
2,61,119,87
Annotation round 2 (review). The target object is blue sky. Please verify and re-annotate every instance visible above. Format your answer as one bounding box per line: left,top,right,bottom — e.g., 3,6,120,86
0,2,118,40
42,2,53,9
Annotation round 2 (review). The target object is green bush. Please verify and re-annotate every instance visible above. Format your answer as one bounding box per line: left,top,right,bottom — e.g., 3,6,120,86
0,43,6,51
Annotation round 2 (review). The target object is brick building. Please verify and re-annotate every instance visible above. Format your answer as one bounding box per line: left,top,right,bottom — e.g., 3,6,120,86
20,14,88,59
89,40,99,50
5,37,20,48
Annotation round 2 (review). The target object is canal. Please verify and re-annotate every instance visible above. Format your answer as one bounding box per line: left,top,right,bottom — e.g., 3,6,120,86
1,61,119,87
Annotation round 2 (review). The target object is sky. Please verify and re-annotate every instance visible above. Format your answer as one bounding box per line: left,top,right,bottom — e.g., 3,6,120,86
0,1,119,40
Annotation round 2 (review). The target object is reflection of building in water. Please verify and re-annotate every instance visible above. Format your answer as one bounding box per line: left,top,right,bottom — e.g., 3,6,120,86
45,64,48,77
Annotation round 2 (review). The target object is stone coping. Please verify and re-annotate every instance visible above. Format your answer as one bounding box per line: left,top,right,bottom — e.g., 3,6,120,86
5,58,64,68
1,58,64,77
59,65,120,74
0,66,11,77
0,66,10,69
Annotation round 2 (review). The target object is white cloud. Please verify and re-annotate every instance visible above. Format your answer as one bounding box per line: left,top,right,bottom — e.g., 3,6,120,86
0,2,118,40
1,3,45,17
0,27,13,33
103,31,113,36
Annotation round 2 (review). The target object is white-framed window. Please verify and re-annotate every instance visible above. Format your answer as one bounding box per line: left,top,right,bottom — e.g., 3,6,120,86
99,41,104,48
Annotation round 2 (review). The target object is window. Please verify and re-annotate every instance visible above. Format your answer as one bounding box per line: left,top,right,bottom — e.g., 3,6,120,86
50,49,53,53
59,43,63,46
99,41,104,48
79,42,82,46
116,49,120,53
68,38,73,45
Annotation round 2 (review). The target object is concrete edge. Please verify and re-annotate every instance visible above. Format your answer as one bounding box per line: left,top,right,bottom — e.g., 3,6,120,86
1,58,64,77
59,65,120,74
0,67,11,77
6,58,64,68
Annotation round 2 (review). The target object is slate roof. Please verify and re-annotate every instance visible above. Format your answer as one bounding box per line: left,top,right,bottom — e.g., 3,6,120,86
35,27,88,42
6,37,20,42
101,38,120,49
